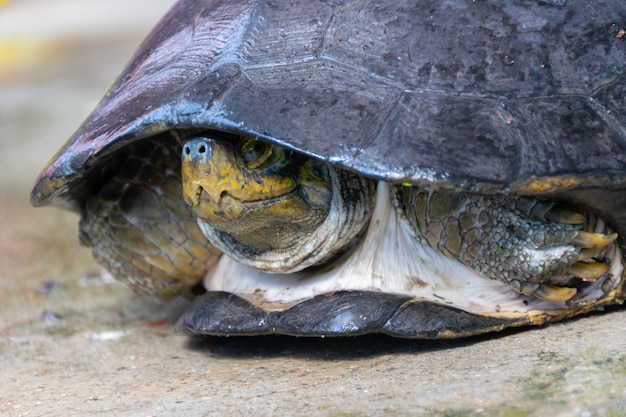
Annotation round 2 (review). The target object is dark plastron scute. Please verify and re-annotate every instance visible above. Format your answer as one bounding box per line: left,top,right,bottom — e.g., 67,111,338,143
382,299,523,339
270,291,411,336
175,292,269,336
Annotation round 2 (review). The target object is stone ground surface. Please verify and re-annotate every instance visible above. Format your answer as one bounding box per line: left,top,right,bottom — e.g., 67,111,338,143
1,1,625,416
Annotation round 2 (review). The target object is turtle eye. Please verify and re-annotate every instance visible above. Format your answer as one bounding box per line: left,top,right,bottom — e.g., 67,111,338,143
241,138,273,169
304,160,330,183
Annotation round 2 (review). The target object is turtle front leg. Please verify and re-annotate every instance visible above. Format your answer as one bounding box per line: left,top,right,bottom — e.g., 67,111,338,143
78,137,222,297
398,188,618,302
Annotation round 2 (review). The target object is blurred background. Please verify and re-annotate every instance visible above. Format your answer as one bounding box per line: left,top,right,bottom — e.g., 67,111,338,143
0,0,175,196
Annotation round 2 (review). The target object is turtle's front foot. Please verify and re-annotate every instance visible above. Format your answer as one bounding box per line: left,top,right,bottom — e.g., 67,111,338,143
497,198,617,302
399,190,618,303
516,233,617,303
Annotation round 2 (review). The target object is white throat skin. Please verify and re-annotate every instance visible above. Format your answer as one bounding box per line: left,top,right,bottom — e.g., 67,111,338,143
203,182,624,316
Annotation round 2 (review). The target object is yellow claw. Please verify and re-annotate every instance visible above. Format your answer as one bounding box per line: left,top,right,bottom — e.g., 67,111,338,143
569,261,609,281
573,231,618,249
533,284,577,303
578,246,605,261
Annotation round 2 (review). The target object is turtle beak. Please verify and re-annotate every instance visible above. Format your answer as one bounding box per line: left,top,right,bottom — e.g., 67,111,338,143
182,137,219,206
181,137,245,207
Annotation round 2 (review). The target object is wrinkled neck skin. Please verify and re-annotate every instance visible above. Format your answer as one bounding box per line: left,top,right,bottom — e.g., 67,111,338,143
196,167,377,273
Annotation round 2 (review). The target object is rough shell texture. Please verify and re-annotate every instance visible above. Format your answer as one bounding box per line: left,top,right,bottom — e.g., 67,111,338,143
32,0,626,218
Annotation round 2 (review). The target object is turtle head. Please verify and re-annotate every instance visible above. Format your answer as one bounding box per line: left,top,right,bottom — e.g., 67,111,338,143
180,135,371,272
181,136,332,251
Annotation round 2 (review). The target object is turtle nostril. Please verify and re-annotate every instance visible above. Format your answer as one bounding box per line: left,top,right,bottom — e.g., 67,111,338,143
183,138,212,159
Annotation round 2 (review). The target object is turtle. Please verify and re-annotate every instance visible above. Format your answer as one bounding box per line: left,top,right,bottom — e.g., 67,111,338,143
31,0,626,339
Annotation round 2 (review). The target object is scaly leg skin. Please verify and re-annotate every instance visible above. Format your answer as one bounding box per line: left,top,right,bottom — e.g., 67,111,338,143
398,188,618,302
79,136,222,297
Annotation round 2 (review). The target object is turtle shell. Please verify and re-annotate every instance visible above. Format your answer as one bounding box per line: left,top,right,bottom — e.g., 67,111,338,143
31,0,626,338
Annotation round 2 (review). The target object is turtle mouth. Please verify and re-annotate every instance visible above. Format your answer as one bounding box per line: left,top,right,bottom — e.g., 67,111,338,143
192,184,299,221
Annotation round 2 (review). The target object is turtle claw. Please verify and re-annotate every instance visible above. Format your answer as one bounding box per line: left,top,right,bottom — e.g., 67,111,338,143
532,284,577,303
569,261,609,281
516,198,585,224
543,206,585,225
578,246,606,261
573,231,618,249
